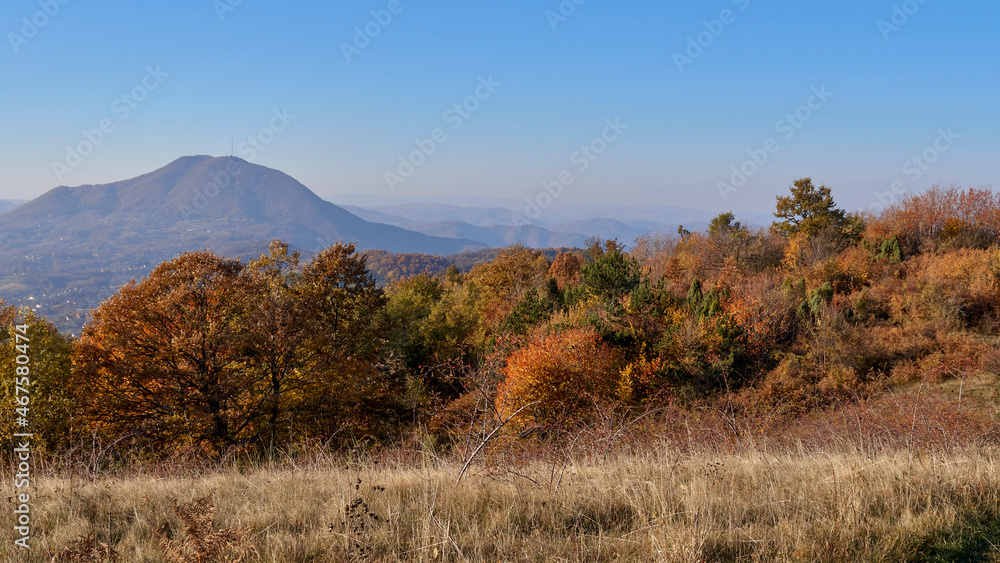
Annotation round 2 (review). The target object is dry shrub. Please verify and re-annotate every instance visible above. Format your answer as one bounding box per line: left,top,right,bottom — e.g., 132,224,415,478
806,245,876,294
780,388,998,454
50,534,119,563
617,352,665,404
888,248,999,328
869,184,1000,252
160,494,252,563
496,326,617,428
725,271,798,374
428,391,481,439
756,321,947,410
982,346,1000,376
756,354,862,412
850,283,894,323
782,226,850,273
889,332,991,384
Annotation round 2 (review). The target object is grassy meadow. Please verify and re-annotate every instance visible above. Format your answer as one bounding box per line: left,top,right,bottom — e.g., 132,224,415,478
8,378,1000,563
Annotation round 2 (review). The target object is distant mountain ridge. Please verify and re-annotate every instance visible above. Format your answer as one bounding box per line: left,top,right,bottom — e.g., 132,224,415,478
329,196,781,246
341,205,590,248
328,194,777,242
0,199,26,214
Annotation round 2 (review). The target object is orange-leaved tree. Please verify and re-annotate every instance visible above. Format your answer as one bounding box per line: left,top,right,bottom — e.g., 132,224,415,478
495,326,616,428
73,251,254,454
549,250,583,290
73,242,396,454
466,246,551,328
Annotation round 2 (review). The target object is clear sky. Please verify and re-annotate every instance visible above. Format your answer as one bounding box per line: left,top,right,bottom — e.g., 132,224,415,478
1,0,996,215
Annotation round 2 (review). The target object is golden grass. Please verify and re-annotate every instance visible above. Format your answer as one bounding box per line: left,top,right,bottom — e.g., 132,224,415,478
5,445,1000,562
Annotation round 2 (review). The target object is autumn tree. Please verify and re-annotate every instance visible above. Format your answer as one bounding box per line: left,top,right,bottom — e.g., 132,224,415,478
707,212,784,274
382,273,478,401
298,242,396,436
708,212,745,237
707,212,750,268
496,327,617,427
496,288,552,337
549,251,583,290
630,233,678,284
464,245,551,346
239,241,313,453
383,273,446,372
73,251,254,453
73,242,400,454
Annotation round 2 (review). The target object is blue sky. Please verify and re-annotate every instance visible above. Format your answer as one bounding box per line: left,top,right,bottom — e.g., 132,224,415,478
1,0,996,215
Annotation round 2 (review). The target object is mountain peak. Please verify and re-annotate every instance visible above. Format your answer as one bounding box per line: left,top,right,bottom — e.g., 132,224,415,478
2,156,485,254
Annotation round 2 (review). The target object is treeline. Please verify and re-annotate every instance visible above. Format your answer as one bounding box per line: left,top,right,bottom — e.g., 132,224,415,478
3,179,1000,459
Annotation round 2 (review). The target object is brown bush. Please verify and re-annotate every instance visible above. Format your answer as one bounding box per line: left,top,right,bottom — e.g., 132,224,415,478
868,185,1000,253
548,250,583,289
496,327,617,428
725,271,798,375
891,248,998,329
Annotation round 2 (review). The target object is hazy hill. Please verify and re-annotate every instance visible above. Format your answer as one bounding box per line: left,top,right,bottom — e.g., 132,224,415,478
548,218,663,244
343,205,588,248
0,156,487,333
329,194,771,243
327,193,742,226
0,199,27,214
6,156,485,255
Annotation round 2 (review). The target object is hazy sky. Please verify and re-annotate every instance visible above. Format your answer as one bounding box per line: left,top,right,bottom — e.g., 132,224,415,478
1,0,996,215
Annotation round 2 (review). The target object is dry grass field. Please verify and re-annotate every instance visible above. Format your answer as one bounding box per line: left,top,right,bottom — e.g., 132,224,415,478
6,440,1000,562
4,372,1000,562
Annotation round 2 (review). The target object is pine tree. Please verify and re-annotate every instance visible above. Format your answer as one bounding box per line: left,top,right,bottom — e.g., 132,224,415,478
772,178,848,237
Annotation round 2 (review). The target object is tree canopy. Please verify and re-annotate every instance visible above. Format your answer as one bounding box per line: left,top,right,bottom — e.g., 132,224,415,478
72,243,399,455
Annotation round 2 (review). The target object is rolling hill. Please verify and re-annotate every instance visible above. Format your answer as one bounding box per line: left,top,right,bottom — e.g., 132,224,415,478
0,156,487,333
